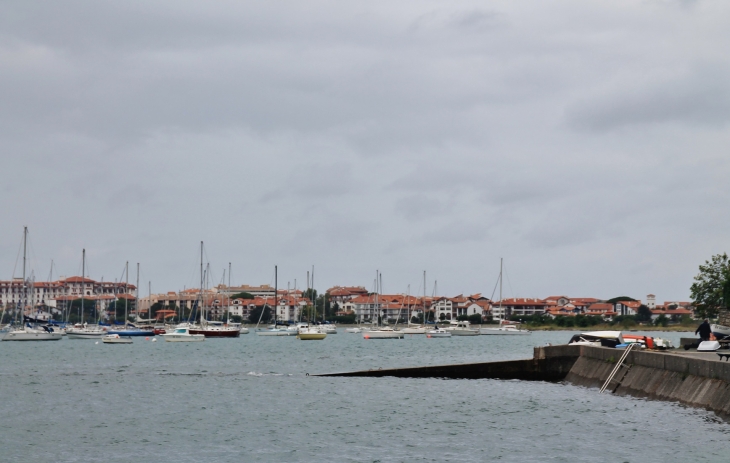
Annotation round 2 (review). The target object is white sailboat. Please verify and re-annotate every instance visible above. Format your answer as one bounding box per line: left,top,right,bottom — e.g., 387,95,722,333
402,272,429,334
66,249,106,340
3,228,62,342
363,272,404,339
257,266,295,336
480,258,531,335
426,326,451,338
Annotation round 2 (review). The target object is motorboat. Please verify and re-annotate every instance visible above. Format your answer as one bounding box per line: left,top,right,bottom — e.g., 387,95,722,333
480,320,531,335
239,327,249,334
2,324,63,341
257,326,294,336
711,323,730,340
568,331,624,348
161,326,205,342
363,326,404,339
446,321,480,336
426,327,452,338
345,327,363,333
319,324,337,334
102,334,133,344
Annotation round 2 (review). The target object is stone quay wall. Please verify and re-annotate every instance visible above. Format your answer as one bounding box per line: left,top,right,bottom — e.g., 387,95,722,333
565,346,730,417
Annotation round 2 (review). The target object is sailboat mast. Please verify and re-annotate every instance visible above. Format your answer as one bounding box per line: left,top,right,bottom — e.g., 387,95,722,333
499,257,503,321
423,270,426,323
274,265,278,325
21,227,26,324
200,241,203,325
227,262,231,324
148,281,152,322
81,249,85,325
124,261,129,324
135,263,140,325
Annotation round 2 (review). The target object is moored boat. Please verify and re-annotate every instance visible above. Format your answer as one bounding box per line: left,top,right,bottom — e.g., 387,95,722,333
363,326,404,339
102,334,133,344
480,320,531,335
426,327,451,338
446,321,480,336
568,331,623,348
2,325,63,341
161,326,205,342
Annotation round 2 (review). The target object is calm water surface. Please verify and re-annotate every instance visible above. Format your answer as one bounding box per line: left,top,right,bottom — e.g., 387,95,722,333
1,330,727,462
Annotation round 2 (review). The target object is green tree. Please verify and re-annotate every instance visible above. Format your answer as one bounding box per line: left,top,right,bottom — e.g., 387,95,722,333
654,314,669,327
248,306,271,324
230,292,254,300
690,253,730,319
606,296,637,304
467,314,483,325
636,305,653,323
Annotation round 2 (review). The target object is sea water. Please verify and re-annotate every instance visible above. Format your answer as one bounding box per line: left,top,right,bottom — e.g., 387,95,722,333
0,330,727,462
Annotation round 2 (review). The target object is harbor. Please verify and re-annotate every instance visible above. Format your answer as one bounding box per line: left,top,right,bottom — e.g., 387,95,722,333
1,329,728,462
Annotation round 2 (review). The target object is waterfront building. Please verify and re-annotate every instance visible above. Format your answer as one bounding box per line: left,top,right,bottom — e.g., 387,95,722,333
0,277,136,319
493,298,547,319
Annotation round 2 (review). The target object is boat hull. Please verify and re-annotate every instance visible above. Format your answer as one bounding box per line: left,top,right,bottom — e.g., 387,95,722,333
256,330,292,336
189,329,240,338
711,324,730,340
102,335,133,344
2,331,63,341
426,331,451,338
161,334,205,342
449,329,480,336
66,331,105,339
401,327,427,334
106,330,155,337
363,330,404,339
297,332,327,340
480,328,531,335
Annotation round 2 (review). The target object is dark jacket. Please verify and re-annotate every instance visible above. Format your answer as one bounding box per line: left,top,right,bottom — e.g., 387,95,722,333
695,321,712,338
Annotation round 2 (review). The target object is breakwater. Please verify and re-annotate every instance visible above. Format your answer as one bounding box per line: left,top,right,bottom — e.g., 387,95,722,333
319,343,730,418
316,344,580,380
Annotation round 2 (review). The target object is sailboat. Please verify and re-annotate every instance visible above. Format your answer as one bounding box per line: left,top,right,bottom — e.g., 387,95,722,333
2,227,62,341
363,272,404,339
66,249,106,340
402,273,428,334
107,263,155,337
480,258,531,335
188,242,240,338
257,265,293,336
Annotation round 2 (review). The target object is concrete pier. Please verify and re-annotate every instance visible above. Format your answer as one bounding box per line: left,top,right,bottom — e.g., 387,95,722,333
565,346,730,417
316,345,580,381
318,344,730,418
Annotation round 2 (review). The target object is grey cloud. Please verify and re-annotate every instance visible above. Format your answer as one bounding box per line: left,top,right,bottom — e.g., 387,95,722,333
565,67,730,131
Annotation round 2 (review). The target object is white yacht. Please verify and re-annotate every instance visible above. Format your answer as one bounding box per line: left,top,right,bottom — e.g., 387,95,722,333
66,324,106,339
363,326,404,339
426,327,451,338
446,321,480,336
2,325,63,341
161,326,205,342
480,320,531,335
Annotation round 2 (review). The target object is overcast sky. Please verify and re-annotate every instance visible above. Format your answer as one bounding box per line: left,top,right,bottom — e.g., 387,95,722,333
2,0,728,302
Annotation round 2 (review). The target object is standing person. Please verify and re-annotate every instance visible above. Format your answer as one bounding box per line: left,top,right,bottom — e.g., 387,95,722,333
695,318,712,342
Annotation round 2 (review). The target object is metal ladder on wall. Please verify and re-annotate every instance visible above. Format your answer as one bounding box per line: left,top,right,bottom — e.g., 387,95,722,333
599,342,636,394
